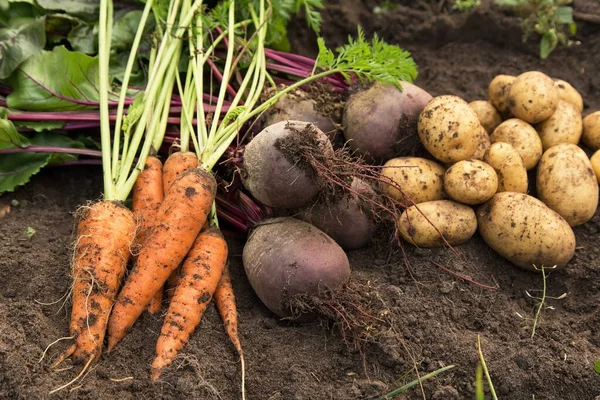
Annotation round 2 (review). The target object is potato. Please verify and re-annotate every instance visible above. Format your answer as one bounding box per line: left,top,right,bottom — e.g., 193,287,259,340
590,150,600,183
472,125,492,160
444,159,498,205
398,200,477,247
380,157,445,206
536,143,599,227
536,100,583,150
554,79,583,113
491,118,543,170
582,111,600,150
418,95,481,163
488,74,515,116
477,192,576,271
469,100,503,134
483,142,528,193
508,71,559,124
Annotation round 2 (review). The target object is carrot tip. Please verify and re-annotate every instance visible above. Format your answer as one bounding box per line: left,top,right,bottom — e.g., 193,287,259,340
151,368,162,382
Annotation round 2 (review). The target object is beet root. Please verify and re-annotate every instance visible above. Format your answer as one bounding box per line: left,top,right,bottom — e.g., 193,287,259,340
342,81,432,163
241,120,334,209
297,178,376,250
242,217,351,318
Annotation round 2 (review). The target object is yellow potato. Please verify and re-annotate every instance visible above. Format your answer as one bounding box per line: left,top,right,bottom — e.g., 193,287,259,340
590,150,600,183
582,111,600,150
536,100,582,150
477,192,576,271
444,159,498,205
508,71,559,124
469,100,503,134
418,95,481,163
380,157,445,206
472,125,491,160
536,143,599,227
491,118,543,170
554,79,583,113
483,142,528,193
488,75,515,116
398,200,477,247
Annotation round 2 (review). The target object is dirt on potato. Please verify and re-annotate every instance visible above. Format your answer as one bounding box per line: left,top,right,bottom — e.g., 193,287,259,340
2,0,600,398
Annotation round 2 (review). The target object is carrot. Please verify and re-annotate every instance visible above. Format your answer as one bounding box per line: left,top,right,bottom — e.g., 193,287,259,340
54,201,136,366
162,151,198,193
151,226,228,381
214,264,246,399
155,151,199,303
107,168,216,351
131,155,165,315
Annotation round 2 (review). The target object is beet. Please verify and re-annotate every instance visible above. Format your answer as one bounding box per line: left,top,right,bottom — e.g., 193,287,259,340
242,217,351,318
297,178,375,250
342,81,432,163
241,120,333,209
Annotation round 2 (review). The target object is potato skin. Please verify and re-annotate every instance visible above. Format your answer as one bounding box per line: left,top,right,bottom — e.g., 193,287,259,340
476,192,576,271
536,144,599,227
590,150,600,183
444,159,498,205
483,142,528,193
380,157,446,206
488,75,515,116
398,200,477,247
243,217,351,318
472,125,492,160
536,100,583,151
554,79,583,113
491,118,543,170
343,81,432,163
469,100,503,134
508,71,559,124
418,95,481,163
582,111,600,150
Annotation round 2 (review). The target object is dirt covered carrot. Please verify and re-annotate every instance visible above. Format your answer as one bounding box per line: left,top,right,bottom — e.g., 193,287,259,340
162,151,198,193
107,168,217,350
54,201,136,366
214,264,246,398
151,226,228,381
131,155,165,315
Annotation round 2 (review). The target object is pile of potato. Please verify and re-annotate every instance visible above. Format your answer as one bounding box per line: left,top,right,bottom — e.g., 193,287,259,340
381,71,600,271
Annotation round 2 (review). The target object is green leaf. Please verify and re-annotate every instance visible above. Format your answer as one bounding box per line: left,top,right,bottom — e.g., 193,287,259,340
68,22,97,54
26,226,36,239
0,152,50,193
568,22,577,36
0,16,45,79
595,360,600,374
555,6,573,24
35,0,99,21
540,30,558,59
6,46,100,111
13,120,66,132
0,118,30,149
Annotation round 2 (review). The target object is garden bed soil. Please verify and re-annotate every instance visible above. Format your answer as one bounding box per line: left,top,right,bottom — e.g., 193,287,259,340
2,0,600,398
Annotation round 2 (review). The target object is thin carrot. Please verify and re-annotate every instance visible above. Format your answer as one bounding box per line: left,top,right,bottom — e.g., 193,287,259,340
151,226,228,381
131,155,165,315
162,151,198,193
107,168,216,351
54,201,136,366
214,264,246,399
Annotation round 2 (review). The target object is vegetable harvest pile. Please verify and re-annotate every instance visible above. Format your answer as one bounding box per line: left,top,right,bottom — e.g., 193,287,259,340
1,0,599,397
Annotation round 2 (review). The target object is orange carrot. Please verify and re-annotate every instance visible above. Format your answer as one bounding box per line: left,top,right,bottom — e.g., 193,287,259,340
158,151,198,302
151,226,228,381
54,201,136,366
214,264,246,399
132,155,165,315
107,168,216,351
162,151,198,193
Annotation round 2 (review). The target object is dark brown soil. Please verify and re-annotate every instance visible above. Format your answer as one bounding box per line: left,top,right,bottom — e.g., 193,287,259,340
2,1,600,399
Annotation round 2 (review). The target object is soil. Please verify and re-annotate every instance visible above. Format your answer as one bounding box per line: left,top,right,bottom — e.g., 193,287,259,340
2,0,600,399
